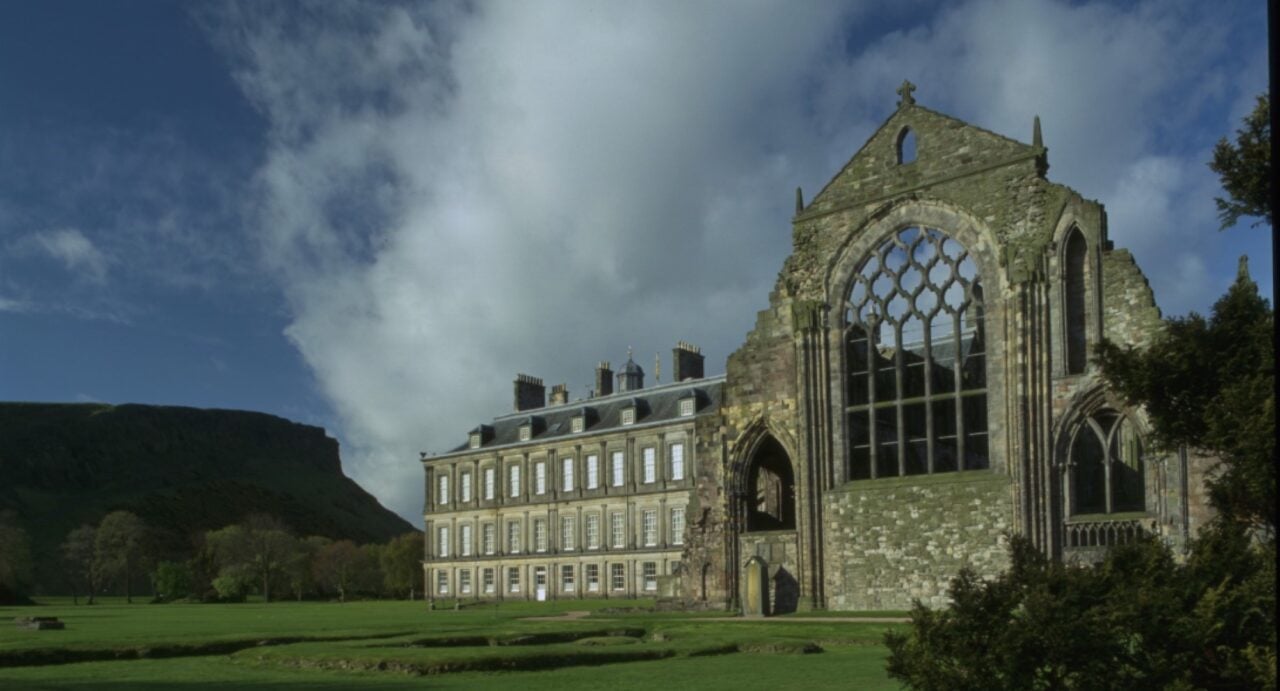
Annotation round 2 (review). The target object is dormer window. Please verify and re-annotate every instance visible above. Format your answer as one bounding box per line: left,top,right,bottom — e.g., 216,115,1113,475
679,397,696,417
571,416,585,433
519,424,532,441
621,407,635,426
469,424,493,449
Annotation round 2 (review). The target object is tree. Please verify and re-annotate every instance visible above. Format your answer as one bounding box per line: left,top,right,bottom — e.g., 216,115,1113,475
205,514,299,603
93,511,150,604
0,511,33,605
313,540,371,602
62,524,100,605
1096,261,1275,532
151,561,193,602
380,532,423,600
285,536,329,601
1209,94,1271,229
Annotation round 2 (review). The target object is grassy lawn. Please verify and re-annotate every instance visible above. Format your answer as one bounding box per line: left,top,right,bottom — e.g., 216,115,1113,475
0,598,904,689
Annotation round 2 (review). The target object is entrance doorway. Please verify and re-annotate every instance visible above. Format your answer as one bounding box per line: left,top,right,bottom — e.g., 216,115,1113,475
745,435,796,532
534,566,548,601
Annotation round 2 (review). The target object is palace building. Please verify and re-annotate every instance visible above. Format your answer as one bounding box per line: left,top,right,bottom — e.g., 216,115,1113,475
421,84,1215,612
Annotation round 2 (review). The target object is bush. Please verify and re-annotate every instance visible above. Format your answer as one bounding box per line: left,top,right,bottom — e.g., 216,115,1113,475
151,561,193,602
885,529,1275,690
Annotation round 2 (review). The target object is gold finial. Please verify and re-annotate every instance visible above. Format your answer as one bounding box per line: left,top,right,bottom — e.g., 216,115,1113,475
896,80,916,108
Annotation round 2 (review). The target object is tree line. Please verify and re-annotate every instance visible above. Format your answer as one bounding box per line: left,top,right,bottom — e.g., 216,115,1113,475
0,510,423,604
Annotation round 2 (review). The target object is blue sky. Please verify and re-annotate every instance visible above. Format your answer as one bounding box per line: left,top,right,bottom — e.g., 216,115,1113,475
0,0,1270,524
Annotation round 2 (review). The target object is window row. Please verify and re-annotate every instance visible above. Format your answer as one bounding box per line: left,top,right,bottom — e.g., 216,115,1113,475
431,508,686,558
433,443,687,506
432,561,677,596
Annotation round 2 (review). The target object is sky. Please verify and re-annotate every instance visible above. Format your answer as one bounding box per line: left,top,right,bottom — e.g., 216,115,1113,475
0,0,1271,526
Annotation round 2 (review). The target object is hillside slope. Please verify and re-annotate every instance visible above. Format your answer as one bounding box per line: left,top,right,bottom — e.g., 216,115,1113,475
0,403,416,586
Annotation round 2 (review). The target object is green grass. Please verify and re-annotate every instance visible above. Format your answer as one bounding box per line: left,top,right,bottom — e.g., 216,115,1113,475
0,598,905,689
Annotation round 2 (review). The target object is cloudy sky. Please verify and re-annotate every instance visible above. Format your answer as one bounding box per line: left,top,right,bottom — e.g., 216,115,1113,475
0,0,1269,524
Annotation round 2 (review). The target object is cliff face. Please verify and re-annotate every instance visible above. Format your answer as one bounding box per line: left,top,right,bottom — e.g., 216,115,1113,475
0,403,415,584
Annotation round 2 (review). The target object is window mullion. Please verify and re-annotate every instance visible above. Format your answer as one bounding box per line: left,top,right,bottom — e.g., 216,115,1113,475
895,321,906,476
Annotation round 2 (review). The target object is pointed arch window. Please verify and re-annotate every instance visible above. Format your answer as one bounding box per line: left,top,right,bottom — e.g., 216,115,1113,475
845,226,987,480
1064,228,1088,374
1069,411,1144,515
896,127,917,164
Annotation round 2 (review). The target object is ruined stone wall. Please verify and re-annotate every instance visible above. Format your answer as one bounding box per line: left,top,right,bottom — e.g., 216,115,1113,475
1101,248,1163,349
822,472,1013,610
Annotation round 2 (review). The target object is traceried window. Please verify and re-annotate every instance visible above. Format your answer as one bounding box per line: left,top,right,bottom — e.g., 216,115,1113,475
642,448,656,483
586,454,600,489
669,443,685,480
561,457,574,492
846,226,988,479
1070,411,1145,515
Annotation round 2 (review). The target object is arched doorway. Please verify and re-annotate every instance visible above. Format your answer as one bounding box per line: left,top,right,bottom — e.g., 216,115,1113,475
746,435,796,532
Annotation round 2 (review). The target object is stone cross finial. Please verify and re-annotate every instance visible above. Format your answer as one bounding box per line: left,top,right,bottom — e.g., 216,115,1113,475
897,80,916,108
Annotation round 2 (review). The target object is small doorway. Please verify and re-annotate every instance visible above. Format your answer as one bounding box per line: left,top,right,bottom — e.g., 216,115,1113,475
534,567,548,601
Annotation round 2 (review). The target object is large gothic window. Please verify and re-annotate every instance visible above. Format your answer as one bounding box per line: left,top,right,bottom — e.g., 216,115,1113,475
1069,411,1144,515
1064,228,1088,374
845,226,988,479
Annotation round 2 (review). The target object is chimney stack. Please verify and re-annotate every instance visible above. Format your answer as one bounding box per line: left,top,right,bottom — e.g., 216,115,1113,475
549,383,569,406
594,361,613,398
672,341,705,381
513,374,545,411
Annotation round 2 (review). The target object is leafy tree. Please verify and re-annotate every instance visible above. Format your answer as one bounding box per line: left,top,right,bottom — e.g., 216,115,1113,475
93,511,150,603
1209,94,1271,229
313,539,371,602
205,514,299,602
151,561,193,602
1096,262,1275,531
212,564,255,602
0,511,33,605
285,535,329,601
380,532,423,600
62,524,100,605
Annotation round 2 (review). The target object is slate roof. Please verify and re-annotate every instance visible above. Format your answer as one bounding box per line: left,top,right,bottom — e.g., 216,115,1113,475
435,376,725,458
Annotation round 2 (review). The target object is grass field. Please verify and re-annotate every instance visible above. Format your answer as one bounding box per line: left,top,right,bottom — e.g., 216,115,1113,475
0,598,905,689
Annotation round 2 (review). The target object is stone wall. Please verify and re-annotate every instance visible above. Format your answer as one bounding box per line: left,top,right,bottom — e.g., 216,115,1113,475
1101,248,1163,349
738,530,802,614
822,471,1013,610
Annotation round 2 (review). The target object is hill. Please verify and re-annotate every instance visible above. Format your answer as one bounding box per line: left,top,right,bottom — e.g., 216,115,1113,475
0,403,416,591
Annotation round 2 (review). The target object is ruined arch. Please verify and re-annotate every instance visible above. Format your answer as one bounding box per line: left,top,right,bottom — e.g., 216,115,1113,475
731,423,798,532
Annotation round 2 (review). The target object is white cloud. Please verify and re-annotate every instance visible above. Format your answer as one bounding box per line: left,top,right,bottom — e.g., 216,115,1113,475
29,228,110,282
206,0,1267,523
